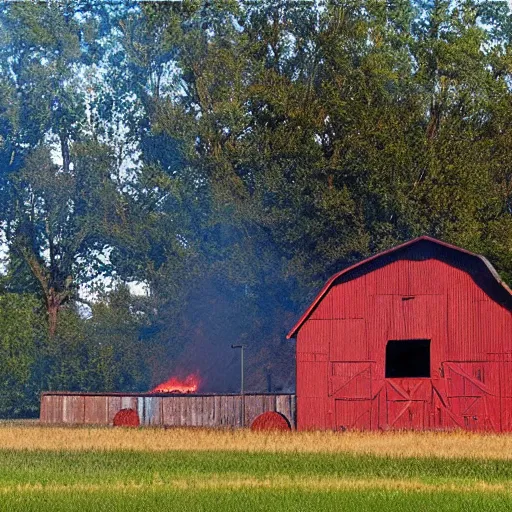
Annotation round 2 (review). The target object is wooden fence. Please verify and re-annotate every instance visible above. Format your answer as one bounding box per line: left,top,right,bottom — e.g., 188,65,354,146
40,392,296,429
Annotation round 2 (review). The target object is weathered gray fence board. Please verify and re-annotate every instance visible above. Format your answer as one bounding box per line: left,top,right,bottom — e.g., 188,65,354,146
84,396,108,424
63,395,84,424
108,396,121,424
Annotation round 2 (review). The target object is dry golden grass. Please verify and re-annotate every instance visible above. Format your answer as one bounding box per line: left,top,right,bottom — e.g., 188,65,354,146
1,475,511,495
0,423,512,459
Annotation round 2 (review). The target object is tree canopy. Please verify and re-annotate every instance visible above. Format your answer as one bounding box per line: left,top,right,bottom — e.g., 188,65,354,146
0,0,511,416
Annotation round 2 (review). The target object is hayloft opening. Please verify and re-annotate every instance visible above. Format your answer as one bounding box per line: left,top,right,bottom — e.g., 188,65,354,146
385,339,430,378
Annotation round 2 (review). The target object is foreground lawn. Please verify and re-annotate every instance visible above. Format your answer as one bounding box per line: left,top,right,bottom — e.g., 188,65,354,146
1,425,512,510
5,487,512,512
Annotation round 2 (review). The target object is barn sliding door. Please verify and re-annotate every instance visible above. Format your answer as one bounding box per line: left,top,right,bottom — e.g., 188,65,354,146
335,399,371,431
329,362,373,430
441,362,500,431
384,378,429,429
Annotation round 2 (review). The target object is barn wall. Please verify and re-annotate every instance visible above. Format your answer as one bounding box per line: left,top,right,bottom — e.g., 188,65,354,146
40,393,296,429
296,246,512,432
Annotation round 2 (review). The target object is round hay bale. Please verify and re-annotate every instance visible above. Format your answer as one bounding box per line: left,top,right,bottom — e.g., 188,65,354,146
250,412,291,431
113,408,140,427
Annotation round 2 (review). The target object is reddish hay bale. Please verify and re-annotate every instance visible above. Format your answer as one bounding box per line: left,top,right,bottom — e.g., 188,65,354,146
250,412,291,431
113,408,140,427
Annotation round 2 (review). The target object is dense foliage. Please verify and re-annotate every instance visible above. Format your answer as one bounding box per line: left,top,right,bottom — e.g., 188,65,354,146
0,0,511,416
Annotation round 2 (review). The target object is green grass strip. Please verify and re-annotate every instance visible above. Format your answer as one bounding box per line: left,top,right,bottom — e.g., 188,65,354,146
0,450,511,485
0,450,511,511
2,488,512,512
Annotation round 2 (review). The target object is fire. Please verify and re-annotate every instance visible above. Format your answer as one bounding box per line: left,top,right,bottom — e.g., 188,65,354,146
150,373,200,394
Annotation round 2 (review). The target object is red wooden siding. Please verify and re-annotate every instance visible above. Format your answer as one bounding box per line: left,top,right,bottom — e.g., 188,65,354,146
293,237,512,432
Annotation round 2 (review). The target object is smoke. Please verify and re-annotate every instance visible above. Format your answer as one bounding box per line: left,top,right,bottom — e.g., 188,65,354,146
149,277,296,394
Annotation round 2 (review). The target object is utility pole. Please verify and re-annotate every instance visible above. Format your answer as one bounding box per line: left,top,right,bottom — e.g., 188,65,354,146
231,344,245,427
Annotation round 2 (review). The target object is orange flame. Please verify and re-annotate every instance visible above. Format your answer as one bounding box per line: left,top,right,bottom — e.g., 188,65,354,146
150,373,200,394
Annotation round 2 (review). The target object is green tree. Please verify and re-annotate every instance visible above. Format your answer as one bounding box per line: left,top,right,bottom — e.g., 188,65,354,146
5,142,128,336
143,0,512,388
0,0,511,398
0,294,46,417
44,285,148,392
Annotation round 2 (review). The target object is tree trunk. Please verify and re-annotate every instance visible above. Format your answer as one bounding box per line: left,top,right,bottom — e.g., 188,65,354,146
47,288,61,338
48,305,58,338
60,133,70,173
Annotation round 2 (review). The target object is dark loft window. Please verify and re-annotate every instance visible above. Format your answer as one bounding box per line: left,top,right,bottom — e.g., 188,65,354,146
385,339,431,378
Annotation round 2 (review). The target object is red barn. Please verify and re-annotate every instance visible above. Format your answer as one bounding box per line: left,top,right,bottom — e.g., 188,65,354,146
287,236,512,432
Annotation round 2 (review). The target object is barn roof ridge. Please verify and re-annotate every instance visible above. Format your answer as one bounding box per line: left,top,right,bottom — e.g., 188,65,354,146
286,235,512,339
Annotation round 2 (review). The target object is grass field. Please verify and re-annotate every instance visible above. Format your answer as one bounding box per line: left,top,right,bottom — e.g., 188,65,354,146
1,424,512,511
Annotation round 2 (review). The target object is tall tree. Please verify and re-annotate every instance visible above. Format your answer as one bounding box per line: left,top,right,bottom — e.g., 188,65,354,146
0,2,141,335
6,142,130,336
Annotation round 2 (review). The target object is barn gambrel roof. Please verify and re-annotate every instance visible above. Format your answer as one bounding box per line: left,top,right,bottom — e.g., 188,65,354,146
287,236,512,339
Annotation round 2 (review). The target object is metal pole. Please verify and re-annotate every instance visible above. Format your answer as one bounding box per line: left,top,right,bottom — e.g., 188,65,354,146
240,345,244,395
231,344,246,427
241,345,245,428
